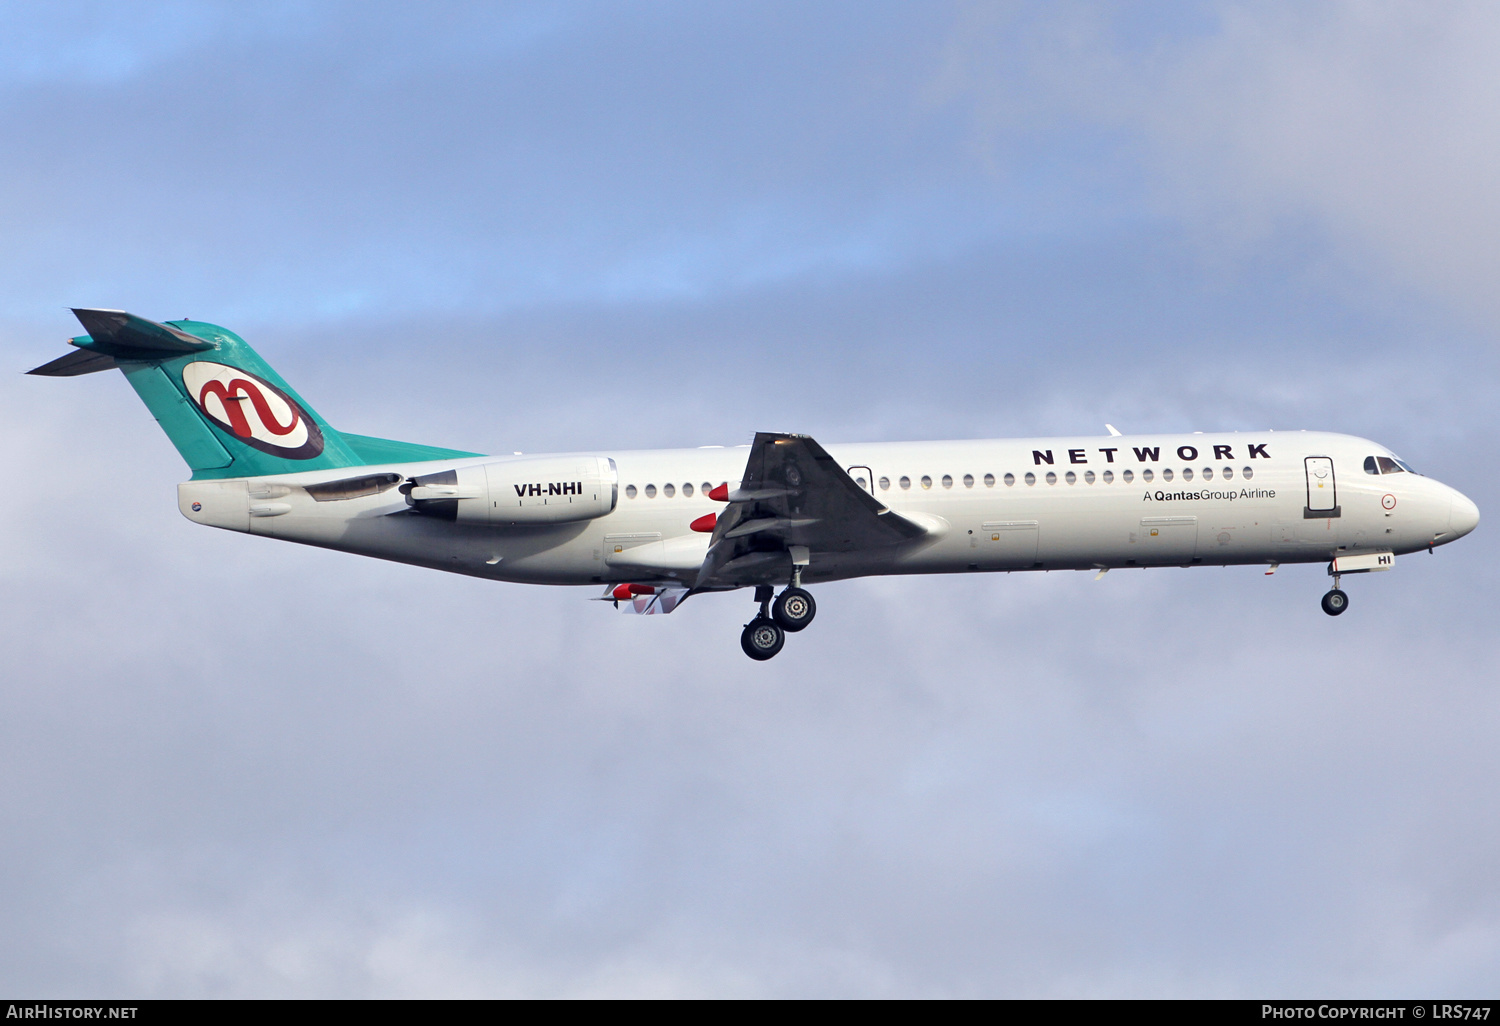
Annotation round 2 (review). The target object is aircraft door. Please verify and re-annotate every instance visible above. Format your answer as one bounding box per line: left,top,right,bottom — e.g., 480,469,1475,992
1304,457,1340,517
981,520,1040,568
847,466,875,494
1138,516,1198,563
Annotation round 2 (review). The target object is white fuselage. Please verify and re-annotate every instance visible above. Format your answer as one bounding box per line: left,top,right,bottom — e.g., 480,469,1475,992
177,431,1479,588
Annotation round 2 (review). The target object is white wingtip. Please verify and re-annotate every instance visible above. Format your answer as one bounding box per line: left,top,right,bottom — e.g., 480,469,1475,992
1105,424,1122,437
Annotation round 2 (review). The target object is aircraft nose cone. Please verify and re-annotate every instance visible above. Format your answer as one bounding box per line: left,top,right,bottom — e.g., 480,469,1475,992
1449,490,1480,539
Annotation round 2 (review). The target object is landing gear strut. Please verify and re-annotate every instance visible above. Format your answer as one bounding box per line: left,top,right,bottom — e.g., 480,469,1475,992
1322,572,1348,616
740,571,820,659
741,585,785,661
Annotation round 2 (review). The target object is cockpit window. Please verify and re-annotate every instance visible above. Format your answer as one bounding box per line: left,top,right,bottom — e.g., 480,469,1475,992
1364,456,1379,475
1393,458,1417,474
1376,456,1403,474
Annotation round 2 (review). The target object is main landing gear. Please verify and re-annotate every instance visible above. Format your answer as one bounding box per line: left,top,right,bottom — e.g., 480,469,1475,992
741,586,784,660
740,576,819,661
773,586,816,632
1321,571,1349,617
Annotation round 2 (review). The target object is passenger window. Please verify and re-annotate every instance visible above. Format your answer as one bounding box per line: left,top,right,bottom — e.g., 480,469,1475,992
921,475,932,489
683,483,694,497
999,473,1010,487
1222,467,1233,480
1065,471,1076,484
1364,456,1380,475
1102,470,1113,483
1377,456,1403,474
1122,469,1133,483
1202,468,1212,480
626,485,638,499
702,482,713,494
645,484,657,498
1046,471,1058,485
963,474,974,488
1025,472,1036,486
1142,469,1153,483
1084,470,1095,484
941,474,953,489
880,476,890,490
1242,467,1253,480
1163,469,1174,482
1181,468,1193,482
663,483,675,497
900,476,911,490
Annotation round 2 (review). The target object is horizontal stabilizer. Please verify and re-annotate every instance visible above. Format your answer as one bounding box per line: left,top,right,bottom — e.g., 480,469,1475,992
71,308,214,356
27,348,119,376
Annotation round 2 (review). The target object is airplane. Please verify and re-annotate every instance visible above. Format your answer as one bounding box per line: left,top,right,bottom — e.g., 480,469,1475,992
30,309,1480,660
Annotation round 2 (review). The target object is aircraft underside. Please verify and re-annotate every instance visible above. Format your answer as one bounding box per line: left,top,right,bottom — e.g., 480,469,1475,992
181,430,1476,660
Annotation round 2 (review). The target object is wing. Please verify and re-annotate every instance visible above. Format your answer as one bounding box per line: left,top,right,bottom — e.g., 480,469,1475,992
693,432,929,589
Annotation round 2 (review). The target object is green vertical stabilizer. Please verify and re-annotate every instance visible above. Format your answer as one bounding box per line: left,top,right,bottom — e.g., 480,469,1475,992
30,309,480,479
109,318,364,479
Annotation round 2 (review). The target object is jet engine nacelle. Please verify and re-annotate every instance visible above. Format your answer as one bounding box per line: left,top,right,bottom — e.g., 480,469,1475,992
405,455,617,525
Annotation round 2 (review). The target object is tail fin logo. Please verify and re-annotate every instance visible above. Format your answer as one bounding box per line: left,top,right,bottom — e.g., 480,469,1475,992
181,361,325,460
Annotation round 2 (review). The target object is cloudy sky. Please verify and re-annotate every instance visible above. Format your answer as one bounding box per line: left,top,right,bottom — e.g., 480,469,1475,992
2,1,1498,997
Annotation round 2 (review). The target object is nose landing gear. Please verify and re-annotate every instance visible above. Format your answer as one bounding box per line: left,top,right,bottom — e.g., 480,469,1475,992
1321,588,1349,615
1321,571,1348,616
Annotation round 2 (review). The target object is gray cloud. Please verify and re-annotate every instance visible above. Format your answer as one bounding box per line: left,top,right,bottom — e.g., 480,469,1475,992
935,2,1500,332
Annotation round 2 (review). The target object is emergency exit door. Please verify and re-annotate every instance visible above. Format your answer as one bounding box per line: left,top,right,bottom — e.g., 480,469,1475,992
1304,457,1340,518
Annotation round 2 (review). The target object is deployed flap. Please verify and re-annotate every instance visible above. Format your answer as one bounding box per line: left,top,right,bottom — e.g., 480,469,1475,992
695,432,927,588
70,308,215,357
600,584,689,615
27,348,119,376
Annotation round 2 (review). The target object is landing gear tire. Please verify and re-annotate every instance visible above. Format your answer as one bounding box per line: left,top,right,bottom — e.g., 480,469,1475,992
741,617,785,660
1321,589,1349,616
772,587,816,632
